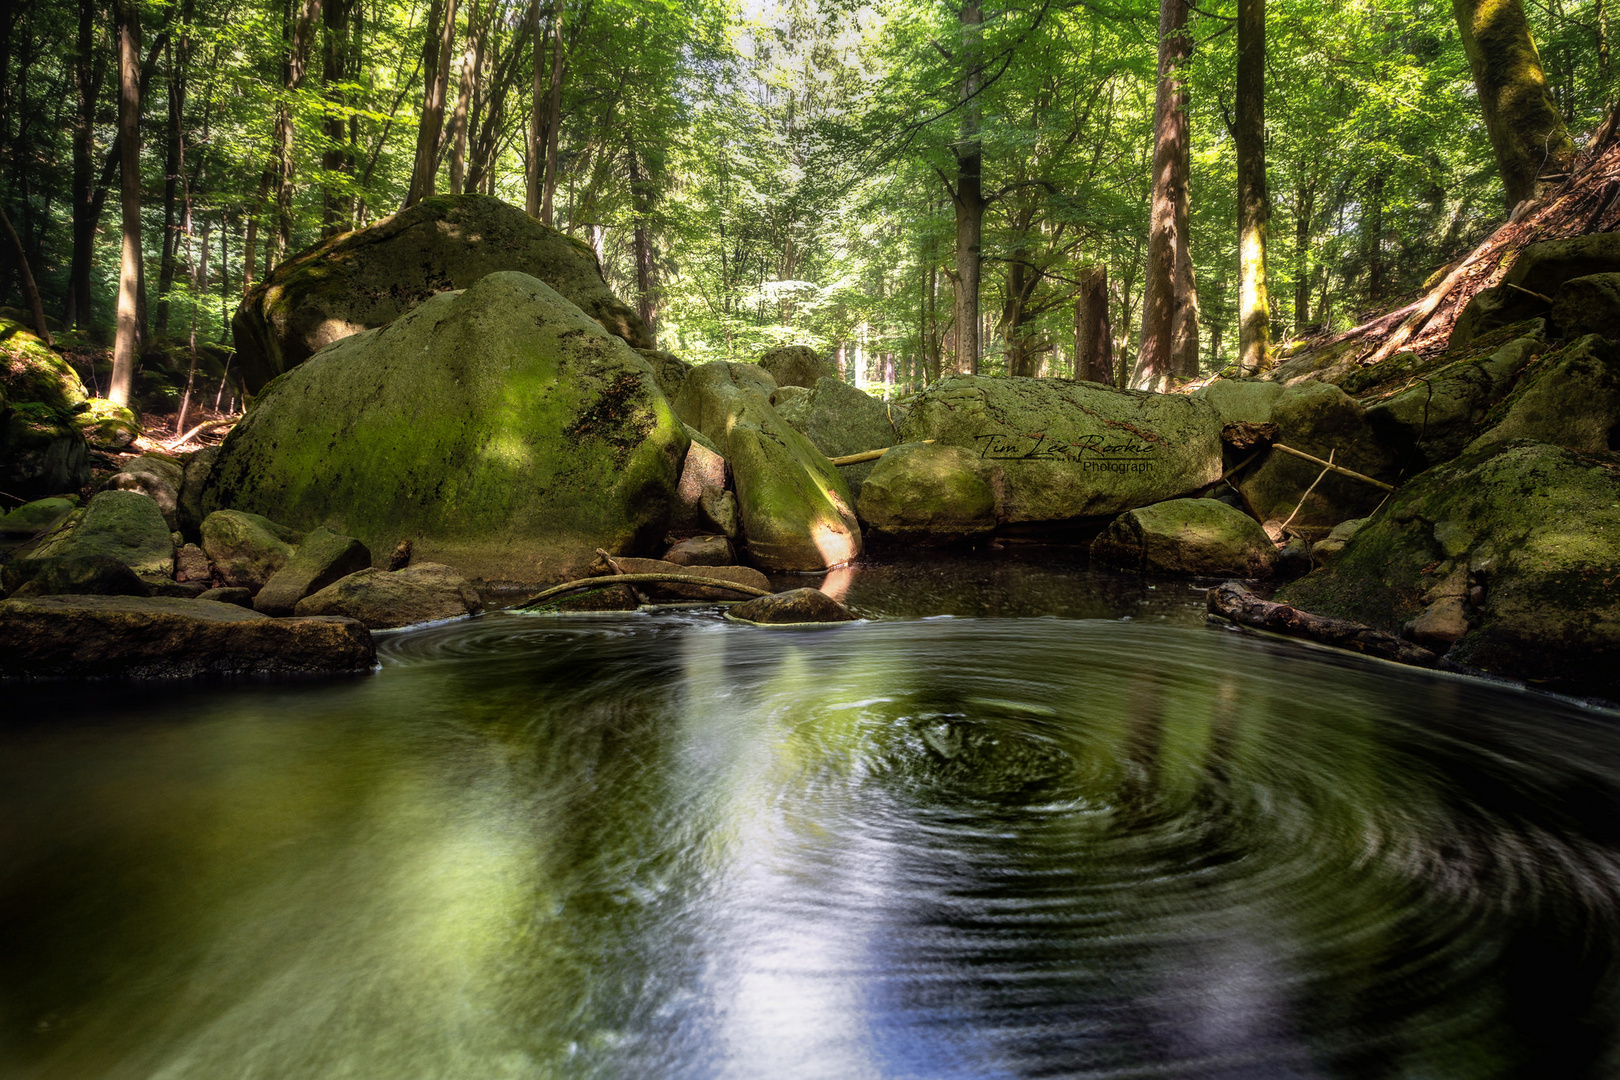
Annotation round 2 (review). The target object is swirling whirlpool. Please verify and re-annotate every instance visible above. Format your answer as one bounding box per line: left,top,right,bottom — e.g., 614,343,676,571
4,612,1620,1079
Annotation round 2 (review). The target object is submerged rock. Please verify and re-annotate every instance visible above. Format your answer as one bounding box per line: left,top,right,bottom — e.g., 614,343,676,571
201,510,298,591
1091,498,1277,577
898,376,1221,524
674,361,860,571
293,563,483,629
857,442,998,545
1278,440,1620,697
725,587,858,625
231,194,651,393
205,272,688,587
0,594,375,678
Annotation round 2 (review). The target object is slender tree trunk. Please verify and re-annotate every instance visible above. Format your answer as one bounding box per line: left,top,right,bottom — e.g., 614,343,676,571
1365,169,1385,304
405,0,456,208
1236,0,1269,373
156,10,192,336
524,0,542,216
627,135,657,340
112,0,142,407
1453,0,1576,208
0,204,53,345
1131,0,1192,390
540,0,564,224
951,0,984,376
65,0,103,329
1293,177,1314,332
1076,264,1114,385
447,0,482,195
321,0,354,234
275,0,322,256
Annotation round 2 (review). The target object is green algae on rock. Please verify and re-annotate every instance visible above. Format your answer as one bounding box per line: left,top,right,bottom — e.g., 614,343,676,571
205,272,688,587
1091,498,1278,577
857,442,998,545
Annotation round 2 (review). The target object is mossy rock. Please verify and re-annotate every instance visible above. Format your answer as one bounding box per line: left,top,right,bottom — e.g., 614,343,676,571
1552,273,1620,339
673,361,859,571
204,272,688,587
856,443,997,545
1278,440,1620,697
1452,234,1620,348
0,316,86,411
1192,379,1284,425
1090,498,1276,577
757,345,837,389
74,398,140,451
232,194,651,393
898,375,1222,524
108,453,186,531
0,402,91,501
772,376,898,498
200,510,298,590
1236,381,1399,527
28,489,174,577
1466,335,1620,455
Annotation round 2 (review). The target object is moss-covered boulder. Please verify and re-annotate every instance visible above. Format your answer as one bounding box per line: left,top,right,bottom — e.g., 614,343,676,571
200,510,299,591
205,272,688,586
231,194,652,394
773,376,897,498
1466,335,1620,455
758,345,837,389
1451,233,1620,348
1193,379,1283,425
107,453,186,531
0,317,86,411
857,442,998,544
1553,272,1620,340
6,554,151,598
726,587,858,625
1236,381,1399,528
0,402,90,500
1363,329,1546,467
1278,440,1620,697
897,375,1221,524
252,526,372,615
673,361,860,571
638,349,691,403
1090,498,1277,577
177,446,221,540
294,563,482,629
73,398,140,451
27,490,173,578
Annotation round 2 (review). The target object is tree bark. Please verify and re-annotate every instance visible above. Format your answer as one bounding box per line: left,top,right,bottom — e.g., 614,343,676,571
0,204,53,345
951,0,984,376
65,0,104,329
1453,0,1576,208
112,0,142,407
524,0,542,216
321,0,355,234
446,0,482,195
275,0,322,257
1236,0,1269,373
1131,0,1192,391
1076,264,1114,385
627,135,657,341
540,0,564,225
155,6,193,336
405,0,456,208
1293,174,1314,332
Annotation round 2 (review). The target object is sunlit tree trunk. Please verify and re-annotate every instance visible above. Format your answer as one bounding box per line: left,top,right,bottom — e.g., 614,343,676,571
112,0,142,407
1236,0,1269,373
1132,0,1192,391
275,0,322,258
525,0,542,216
1453,0,1575,208
405,0,456,208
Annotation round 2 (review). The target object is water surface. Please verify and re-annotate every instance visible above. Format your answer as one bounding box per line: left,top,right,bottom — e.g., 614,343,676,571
3,589,1620,1078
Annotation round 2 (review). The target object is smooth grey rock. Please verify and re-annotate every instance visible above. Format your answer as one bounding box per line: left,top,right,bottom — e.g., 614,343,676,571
857,443,998,545
293,563,483,629
1090,498,1277,577
726,588,858,625
253,526,373,615
201,510,298,591
107,454,185,531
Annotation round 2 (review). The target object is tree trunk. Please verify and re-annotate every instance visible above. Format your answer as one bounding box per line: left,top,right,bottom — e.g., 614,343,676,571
156,12,192,336
540,0,564,225
951,0,984,376
446,0,483,196
627,136,657,341
321,0,355,234
1453,0,1576,208
276,0,322,255
1365,169,1385,304
112,0,142,408
1131,0,1192,391
1293,175,1314,332
0,204,53,346
405,0,456,208
64,0,103,329
524,0,542,216
1076,264,1114,385
1236,0,1269,373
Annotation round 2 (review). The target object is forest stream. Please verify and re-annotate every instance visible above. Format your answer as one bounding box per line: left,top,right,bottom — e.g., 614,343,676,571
4,554,1620,1079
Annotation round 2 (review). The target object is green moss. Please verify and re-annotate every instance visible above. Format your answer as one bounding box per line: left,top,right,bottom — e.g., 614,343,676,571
0,317,87,412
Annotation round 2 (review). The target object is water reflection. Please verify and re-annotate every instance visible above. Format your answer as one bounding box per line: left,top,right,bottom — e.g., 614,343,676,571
2,615,1619,1078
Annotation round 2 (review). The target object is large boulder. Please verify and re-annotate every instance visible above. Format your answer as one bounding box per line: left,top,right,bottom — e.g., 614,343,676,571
27,490,173,578
1465,335,1620,455
773,376,898,498
0,316,86,411
294,563,482,629
638,349,692,403
856,442,998,544
673,361,860,571
200,510,298,591
1,403,90,500
1277,440,1620,697
1090,498,1277,577
204,273,688,586
1236,381,1399,528
177,445,221,540
107,453,186,531
252,526,372,615
758,345,837,389
1193,379,1283,426
231,194,652,394
1451,233,1620,348
1552,272,1620,340
0,595,375,678
897,376,1221,524
4,555,151,598
1364,329,1546,467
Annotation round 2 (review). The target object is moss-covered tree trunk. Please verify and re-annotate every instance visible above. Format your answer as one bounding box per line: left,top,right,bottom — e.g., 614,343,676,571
1236,0,1270,373
1453,0,1575,208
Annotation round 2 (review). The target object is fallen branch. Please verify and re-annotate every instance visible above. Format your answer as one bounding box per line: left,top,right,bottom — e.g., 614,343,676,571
1505,281,1555,304
828,439,933,466
1277,448,1334,534
1271,443,1395,492
1206,581,1437,667
163,415,238,448
1359,226,1505,367
518,572,773,609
